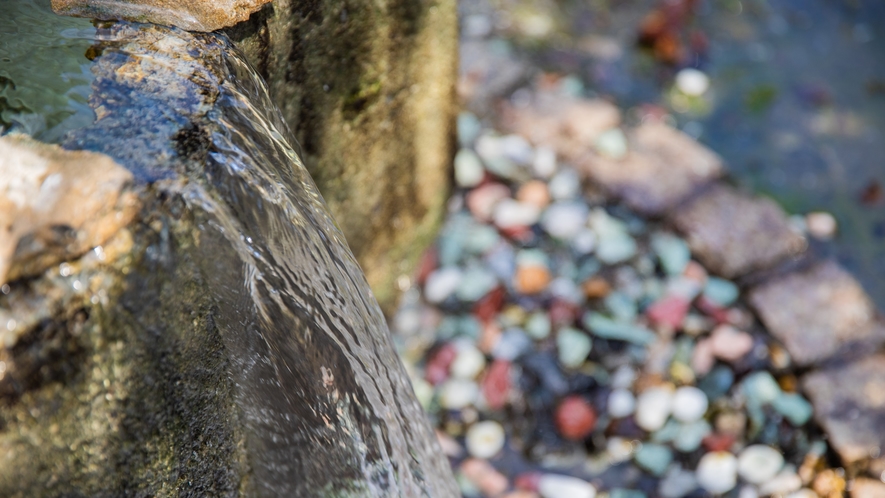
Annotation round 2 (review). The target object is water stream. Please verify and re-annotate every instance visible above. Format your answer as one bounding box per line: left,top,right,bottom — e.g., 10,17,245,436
2,3,455,495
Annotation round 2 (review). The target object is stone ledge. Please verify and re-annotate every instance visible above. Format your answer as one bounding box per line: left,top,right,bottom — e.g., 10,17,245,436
670,184,806,279
749,261,885,367
803,355,885,474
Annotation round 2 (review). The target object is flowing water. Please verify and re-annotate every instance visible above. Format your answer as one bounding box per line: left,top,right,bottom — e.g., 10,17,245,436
2,3,455,495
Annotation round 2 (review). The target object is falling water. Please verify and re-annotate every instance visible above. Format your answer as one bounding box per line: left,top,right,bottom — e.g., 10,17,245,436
8,13,455,497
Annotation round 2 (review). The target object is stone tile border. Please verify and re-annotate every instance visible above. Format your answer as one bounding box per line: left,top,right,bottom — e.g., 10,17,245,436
498,92,885,481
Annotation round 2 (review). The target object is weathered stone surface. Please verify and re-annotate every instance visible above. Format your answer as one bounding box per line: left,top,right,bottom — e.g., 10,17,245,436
803,355,885,473
499,92,621,161
671,184,806,278
228,0,458,314
749,261,885,366
577,122,724,215
0,135,138,286
851,478,885,498
51,0,271,32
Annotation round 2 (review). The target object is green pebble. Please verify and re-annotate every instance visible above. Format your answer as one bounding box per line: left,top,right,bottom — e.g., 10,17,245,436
610,489,646,498
703,277,740,306
652,233,691,276
525,312,551,340
772,392,813,426
742,371,782,406
674,420,711,453
556,327,593,368
634,443,673,477
605,291,638,322
583,313,656,345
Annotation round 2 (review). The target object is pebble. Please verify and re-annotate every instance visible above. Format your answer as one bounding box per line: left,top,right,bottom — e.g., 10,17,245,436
594,128,628,159
675,68,710,96
556,327,593,368
515,265,552,294
635,386,674,432
555,396,597,440
703,277,739,307
516,180,551,209
538,474,597,498
547,168,581,200
533,146,557,178
494,198,541,229
457,112,482,146
467,183,510,221
771,392,813,426
646,295,691,330
525,312,551,339
439,379,479,410
456,268,499,302
595,232,637,264
492,328,532,361
758,467,802,496
659,465,698,498
582,277,611,299
805,211,837,239
584,313,656,345
541,201,589,239
461,458,509,497
709,324,754,362
465,420,506,459
607,437,635,463
481,360,510,409
450,344,487,379
696,451,738,494
608,389,636,418
671,387,709,422
455,148,485,187
424,267,462,303
635,443,673,476
571,229,597,254
652,233,691,275
674,420,712,453
737,445,785,484
742,371,781,406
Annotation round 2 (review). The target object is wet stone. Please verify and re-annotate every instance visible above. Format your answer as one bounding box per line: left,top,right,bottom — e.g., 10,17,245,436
802,355,885,472
671,184,806,278
577,122,724,216
51,0,271,32
749,261,885,366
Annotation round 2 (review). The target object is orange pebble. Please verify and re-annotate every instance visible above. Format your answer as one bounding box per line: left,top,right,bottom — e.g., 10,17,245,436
515,265,551,294
460,458,509,497
516,180,551,209
582,277,611,299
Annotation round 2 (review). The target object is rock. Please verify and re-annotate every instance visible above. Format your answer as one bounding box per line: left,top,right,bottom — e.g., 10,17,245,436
465,421,506,459
758,468,802,496
771,392,813,426
458,112,483,147
517,180,552,210
805,211,837,239
51,0,271,31
440,379,480,410
737,445,784,484
538,474,597,498
709,324,754,363
594,128,628,159
635,443,674,476
696,451,738,494
748,261,885,366
555,396,597,440
456,267,499,303
703,277,739,307
492,328,532,361
515,265,552,295
582,277,611,299
533,146,558,178
578,122,723,215
659,465,698,498
691,338,715,377
584,313,656,345
455,148,485,187
548,167,582,200
671,387,709,423
635,386,674,432
451,344,487,380
608,389,637,418
674,420,711,453
525,312,552,340
742,371,782,406
646,295,691,330
652,233,691,276
424,267,463,304
0,135,138,286
850,478,885,498
675,68,710,96
481,360,511,410
541,202,589,240
802,355,885,472
556,327,593,368
494,199,541,229
572,229,598,255
461,458,509,497
467,183,511,221
671,185,806,278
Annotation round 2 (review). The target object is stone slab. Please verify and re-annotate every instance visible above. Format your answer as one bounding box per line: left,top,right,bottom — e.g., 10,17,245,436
576,122,724,215
803,355,885,472
851,478,885,498
52,0,271,32
749,261,885,366
671,184,805,278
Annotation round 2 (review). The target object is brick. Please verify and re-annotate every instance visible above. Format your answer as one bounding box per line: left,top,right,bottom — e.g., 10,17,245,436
749,261,885,366
803,355,885,472
671,184,805,278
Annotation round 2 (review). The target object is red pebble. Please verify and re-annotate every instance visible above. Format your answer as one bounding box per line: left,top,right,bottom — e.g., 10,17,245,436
481,360,511,410
514,472,542,492
646,295,690,329
424,343,457,386
696,296,729,323
473,286,506,324
555,396,597,441
702,433,736,452
415,247,438,287
549,298,579,327
500,225,533,242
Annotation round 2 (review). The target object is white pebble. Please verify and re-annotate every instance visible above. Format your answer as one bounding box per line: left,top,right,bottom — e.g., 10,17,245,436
696,451,738,494
671,386,709,423
439,379,479,410
571,229,597,254
454,148,485,187
606,437,634,463
737,486,760,498
675,68,710,96
548,167,581,200
785,490,817,498
424,267,462,303
492,199,541,229
635,386,674,432
758,467,802,496
594,128,628,159
465,420,505,459
538,474,597,498
533,146,558,178
737,445,784,485
608,389,636,418
659,465,699,498
805,211,837,239
542,202,590,239
450,344,487,379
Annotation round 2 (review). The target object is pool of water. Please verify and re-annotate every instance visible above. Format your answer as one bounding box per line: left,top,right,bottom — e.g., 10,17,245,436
504,0,885,308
